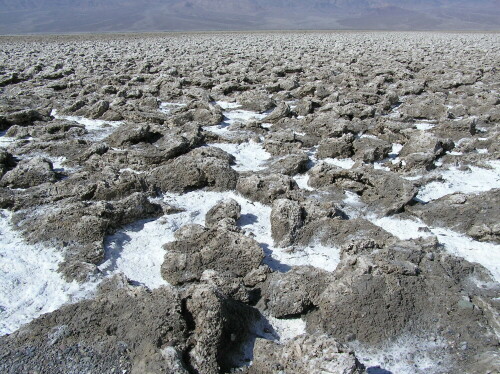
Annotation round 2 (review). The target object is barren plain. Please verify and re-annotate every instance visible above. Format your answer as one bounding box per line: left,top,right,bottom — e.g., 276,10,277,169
0,32,499,373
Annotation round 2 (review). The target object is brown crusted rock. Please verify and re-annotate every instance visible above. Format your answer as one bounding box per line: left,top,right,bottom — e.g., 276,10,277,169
243,265,271,287
353,136,392,163
62,99,86,114
308,256,423,344
260,265,333,318
105,123,162,147
435,118,476,140
279,78,299,91
0,283,188,374
79,142,110,161
192,146,236,165
98,134,196,168
104,192,164,227
339,102,375,119
403,152,436,170
148,150,238,193
297,217,392,251
271,198,304,247
205,198,241,228
199,270,253,303
183,284,261,374
264,130,302,156
399,131,454,160
5,109,44,127
101,110,123,121
306,240,499,373
407,190,500,243
87,100,109,119
161,225,264,285
301,198,347,222
307,114,349,138
0,72,21,88
90,170,150,201
317,133,355,159
294,99,314,116
266,152,309,176
238,91,275,112
0,149,15,176
248,334,363,374
131,347,189,374
0,156,57,188
264,102,291,122
169,101,224,126
5,120,85,139
236,173,298,204
308,164,417,215
399,95,447,120
359,167,418,215
185,101,224,126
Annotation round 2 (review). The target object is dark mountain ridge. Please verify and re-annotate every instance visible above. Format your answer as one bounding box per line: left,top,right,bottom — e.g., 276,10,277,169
0,0,498,34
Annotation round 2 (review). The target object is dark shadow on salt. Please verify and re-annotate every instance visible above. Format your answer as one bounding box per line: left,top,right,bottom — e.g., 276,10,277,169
367,366,393,374
226,311,279,370
411,196,427,205
238,213,258,226
101,231,131,272
128,279,146,287
260,243,291,273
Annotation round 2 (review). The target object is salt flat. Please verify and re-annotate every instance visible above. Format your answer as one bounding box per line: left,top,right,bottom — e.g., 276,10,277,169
0,31,499,374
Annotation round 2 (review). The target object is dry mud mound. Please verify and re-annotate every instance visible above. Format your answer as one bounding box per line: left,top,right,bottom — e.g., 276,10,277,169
0,32,499,374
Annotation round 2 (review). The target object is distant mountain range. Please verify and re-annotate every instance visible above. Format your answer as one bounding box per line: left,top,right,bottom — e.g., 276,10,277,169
0,0,499,34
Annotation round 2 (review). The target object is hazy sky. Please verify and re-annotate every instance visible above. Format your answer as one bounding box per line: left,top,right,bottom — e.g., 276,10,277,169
0,0,499,34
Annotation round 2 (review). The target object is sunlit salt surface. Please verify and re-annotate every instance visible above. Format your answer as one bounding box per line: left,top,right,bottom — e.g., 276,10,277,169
0,210,98,336
236,314,307,367
49,156,67,171
266,315,307,342
204,101,270,135
341,191,367,219
322,158,356,169
217,101,270,125
415,123,436,131
210,142,271,171
203,123,231,135
100,216,173,289
373,163,390,171
390,143,404,157
293,173,314,191
417,160,500,202
360,134,379,139
159,102,186,114
278,242,340,272
0,131,15,148
215,101,241,110
51,109,123,140
307,146,356,170
119,167,144,175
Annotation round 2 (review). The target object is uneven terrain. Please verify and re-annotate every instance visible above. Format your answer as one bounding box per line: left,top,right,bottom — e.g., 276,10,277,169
0,32,499,373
